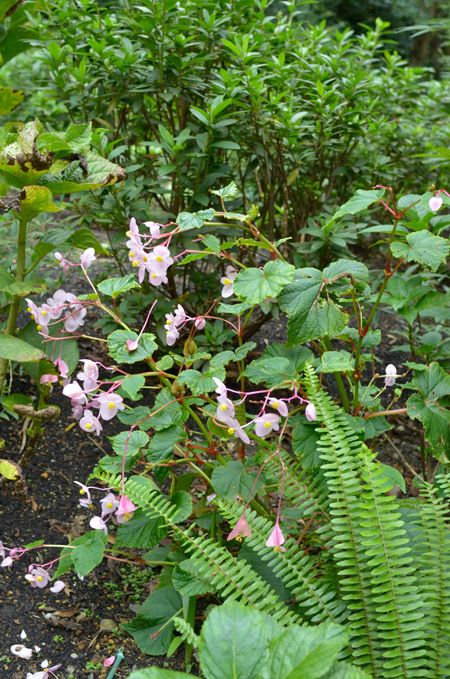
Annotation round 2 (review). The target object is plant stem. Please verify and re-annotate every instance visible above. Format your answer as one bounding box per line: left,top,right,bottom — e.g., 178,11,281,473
0,215,29,397
323,337,350,412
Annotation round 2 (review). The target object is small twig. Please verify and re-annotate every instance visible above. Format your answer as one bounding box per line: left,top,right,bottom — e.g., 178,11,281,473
386,436,423,482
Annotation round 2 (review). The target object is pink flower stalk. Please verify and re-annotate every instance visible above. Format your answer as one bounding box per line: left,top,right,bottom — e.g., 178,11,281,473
95,392,125,421
227,515,252,541
384,364,397,387
25,566,51,588
11,644,33,659
148,245,173,276
49,580,65,593
77,360,99,391
90,516,108,534
220,265,238,298
80,247,96,268
79,409,103,435
54,251,71,274
101,492,119,517
266,521,286,552
268,398,289,417
116,495,136,524
63,382,88,405
254,413,280,438
305,402,317,422
103,656,115,668
429,195,443,212
74,481,92,507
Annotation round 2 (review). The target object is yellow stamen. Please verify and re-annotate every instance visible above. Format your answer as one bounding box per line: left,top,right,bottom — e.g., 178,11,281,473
129,251,135,257
151,273,157,279
107,502,113,509
124,512,132,521
264,421,272,429
235,536,243,542
27,307,31,312
37,324,42,330
79,489,85,494
42,310,47,316
36,575,43,581
166,318,172,325
132,260,138,267
108,402,115,409
31,315,35,320
85,422,92,430
126,230,131,236
156,255,163,262
223,278,231,285
272,401,279,409
227,427,235,435
220,404,227,411
273,546,281,552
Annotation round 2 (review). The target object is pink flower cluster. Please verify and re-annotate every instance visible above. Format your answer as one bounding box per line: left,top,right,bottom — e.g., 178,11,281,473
126,217,174,286
54,246,96,274
62,360,125,435
26,289,86,335
74,482,136,534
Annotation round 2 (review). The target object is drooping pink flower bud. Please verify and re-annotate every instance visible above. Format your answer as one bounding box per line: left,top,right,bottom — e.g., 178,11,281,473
429,195,443,212
90,516,108,534
116,495,136,524
305,402,317,422
266,521,286,552
194,317,205,330
227,515,252,541
126,339,139,351
384,364,397,387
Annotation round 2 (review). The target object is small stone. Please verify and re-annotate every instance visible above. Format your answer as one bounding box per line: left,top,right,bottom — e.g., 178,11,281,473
70,653,78,659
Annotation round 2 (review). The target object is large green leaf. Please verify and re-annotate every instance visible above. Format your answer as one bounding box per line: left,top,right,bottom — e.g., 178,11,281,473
109,430,149,458
146,425,184,463
326,189,384,227
172,558,216,596
0,87,24,115
20,320,79,381
3,277,46,296
234,261,294,305
391,231,450,272
97,274,140,298
116,507,167,549
15,185,61,220
323,259,369,291
244,357,292,388
37,123,92,153
40,150,125,194
211,461,264,502
54,530,107,578
407,362,450,461
0,334,45,362
176,208,215,230
127,670,193,679
122,587,182,656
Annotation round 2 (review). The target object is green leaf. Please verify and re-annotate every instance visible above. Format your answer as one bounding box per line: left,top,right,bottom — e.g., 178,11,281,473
3,277,46,296
262,343,314,376
107,330,157,364
321,351,353,373
41,150,125,194
177,369,218,395
127,669,194,679
292,419,322,469
234,260,294,305
211,461,264,501
1,392,33,414
211,181,239,199
407,362,450,461
0,335,45,362
327,189,384,226
146,425,184,463
119,374,145,401
117,406,151,428
109,430,149,458
37,123,92,153
71,531,107,576
149,390,185,431
391,231,450,271
97,274,140,298
0,458,20,479
172,558,215,596
244,357,291,388
16,185,61,220
200,603,272,679
323,259,369,291
279,276,348,345
122,587,182,656
0,87,24,115
20,320,79,382
116,507,167,549
70,228,109,255
379,463,406,494
176,208,215,231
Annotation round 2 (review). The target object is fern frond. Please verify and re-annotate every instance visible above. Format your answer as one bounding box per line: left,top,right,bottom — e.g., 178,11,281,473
173,617,199,648
218,498,346,624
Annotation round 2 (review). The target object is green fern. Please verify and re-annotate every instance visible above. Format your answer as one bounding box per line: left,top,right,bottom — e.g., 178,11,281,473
173,617,199,648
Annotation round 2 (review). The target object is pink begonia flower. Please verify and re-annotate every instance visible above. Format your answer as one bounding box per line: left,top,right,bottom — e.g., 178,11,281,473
77,359,99,391
144,220,161,236
54,251,71,274
305,402,317,422
40,374,58,387
429,195,443,212
116,495,137,524
221,416,250,444
227,515,252,541
1,556,13,567
71,404,84,420
80,247,96,268
95,392,125,421
35,304,53,327
11,644,33,659
90,516,108,534
220,265,238,298
148,245,173,276
49,580,65,593
74,481,92,507
384,364,397,387
254,413,280,438
216,396,235,422
26,298,38,319
25,566,51,588
166,327,180,346
103,656,115,668
173,304,186,324
149,271,168,286
126,339,139,351
266,521,286,552
194,317,205,330
27,662,62,679
101,492,119,517
45,289,67,319
63,304,86,333
268,398,289,417
80,409,103,435
212,377,227,397
63,381,87,405
53,358,69,380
